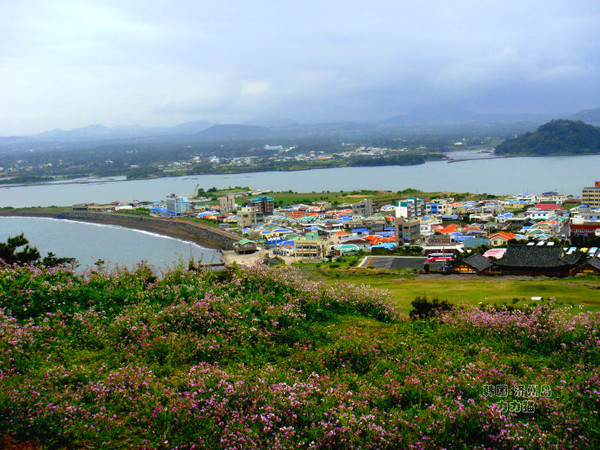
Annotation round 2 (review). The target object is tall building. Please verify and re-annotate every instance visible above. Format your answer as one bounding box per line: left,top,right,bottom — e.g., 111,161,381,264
219,193,237,212
427,198,454,215
395,217,421,244
582,181,600,208
396,197,425,219
166,195,191,216
294,240,324,260
237,206,263,228
351,199,374,217
248,196,275,215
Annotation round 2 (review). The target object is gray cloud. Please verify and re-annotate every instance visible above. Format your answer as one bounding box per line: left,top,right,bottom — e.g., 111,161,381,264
1,0,600,134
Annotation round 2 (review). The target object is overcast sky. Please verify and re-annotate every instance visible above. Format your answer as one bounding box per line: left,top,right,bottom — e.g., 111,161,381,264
1,0,599,135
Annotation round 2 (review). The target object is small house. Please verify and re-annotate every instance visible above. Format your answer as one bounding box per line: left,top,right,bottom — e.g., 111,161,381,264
233,238,258,255
489,232,516,247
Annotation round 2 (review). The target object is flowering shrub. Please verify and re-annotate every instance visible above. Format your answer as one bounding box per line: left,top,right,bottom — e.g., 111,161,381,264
0,263,598,448
442,301,600,355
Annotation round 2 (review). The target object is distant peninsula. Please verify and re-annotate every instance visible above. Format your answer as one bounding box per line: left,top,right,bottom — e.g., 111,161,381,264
494,119,600,156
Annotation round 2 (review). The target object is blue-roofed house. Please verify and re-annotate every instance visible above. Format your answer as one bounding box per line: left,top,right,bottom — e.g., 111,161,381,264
150,206,168,216
497,212,515,223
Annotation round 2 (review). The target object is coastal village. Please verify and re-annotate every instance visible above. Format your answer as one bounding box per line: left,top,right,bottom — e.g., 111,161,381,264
69,180,600,277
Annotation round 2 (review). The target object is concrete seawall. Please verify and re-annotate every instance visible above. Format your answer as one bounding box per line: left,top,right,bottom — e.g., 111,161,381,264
1,211,240,250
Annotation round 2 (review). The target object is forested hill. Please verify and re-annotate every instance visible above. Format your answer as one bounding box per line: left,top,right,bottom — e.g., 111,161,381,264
494,119,600,156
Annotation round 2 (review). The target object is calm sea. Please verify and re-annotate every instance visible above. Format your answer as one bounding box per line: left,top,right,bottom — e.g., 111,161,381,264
1,152,597,208
0,217,220,271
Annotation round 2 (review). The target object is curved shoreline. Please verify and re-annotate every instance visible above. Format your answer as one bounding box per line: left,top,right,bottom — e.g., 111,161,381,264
0,210,240,251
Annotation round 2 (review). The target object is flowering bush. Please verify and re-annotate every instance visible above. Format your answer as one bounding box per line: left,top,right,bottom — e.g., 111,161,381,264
0,263,598,448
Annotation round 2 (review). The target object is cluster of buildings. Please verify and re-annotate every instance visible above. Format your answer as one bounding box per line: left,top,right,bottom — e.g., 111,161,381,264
222,184,600,266
157,144,413,174
71,181,600,274
192,191,576,261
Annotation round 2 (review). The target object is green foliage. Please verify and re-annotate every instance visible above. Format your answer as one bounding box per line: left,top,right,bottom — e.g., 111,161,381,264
397,188,422,196
570,234,600,248
0,175,54,185
495,119,600,156
0,233,40,265
41,252,77,268
0,234,75,268
410,294,454,319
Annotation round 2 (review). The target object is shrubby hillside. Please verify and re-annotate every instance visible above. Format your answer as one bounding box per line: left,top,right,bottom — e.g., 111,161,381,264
495,119,600,156
0,262,599,448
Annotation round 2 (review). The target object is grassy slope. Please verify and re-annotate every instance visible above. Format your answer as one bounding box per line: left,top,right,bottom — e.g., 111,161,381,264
0,263,599,448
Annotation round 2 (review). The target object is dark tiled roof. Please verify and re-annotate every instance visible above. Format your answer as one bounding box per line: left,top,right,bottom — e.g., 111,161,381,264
494,244,576,268
562,253,583,265
580,258,600,270
460,253,493,272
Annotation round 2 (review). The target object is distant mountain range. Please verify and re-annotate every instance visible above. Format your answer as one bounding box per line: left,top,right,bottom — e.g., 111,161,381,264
195,124,273,139
33,120,215,142
494,119,600,156
1,105,598,153
381,103,554,125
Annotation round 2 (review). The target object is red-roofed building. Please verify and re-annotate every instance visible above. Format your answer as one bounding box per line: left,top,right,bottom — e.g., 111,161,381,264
462,226,482,234
534,202,564,211
332,231,351,244
570,222,600,238
435,224,460,235
489,232,517,247
287,211,309,218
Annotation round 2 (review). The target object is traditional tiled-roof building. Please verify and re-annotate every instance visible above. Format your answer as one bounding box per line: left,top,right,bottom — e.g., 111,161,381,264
451,243,584,277
574,257,600,275
451,254,494,274
492,244,581,276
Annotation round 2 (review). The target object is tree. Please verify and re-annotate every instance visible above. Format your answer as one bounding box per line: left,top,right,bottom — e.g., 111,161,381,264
42,252,77,268
0,233,40,265
0,234,75,267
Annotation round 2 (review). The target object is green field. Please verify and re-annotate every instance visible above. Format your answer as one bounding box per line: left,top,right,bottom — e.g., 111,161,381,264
194,187,500,209
299,266,600,312
255,187,499,209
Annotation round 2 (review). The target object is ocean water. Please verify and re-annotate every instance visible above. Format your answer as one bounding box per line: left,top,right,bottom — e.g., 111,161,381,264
0,217,220,271
1,152,598,208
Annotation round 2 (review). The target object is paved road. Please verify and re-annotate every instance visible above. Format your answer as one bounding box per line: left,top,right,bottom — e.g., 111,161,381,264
360,256,427,270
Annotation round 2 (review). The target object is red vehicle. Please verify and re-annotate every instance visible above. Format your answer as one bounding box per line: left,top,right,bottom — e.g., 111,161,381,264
427,253,453,262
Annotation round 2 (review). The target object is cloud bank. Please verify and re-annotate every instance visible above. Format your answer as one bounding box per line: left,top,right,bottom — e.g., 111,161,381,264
1,0,599,134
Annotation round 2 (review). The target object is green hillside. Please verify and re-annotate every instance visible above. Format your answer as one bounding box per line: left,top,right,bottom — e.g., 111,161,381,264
495,119,600,156
0,263,599,448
